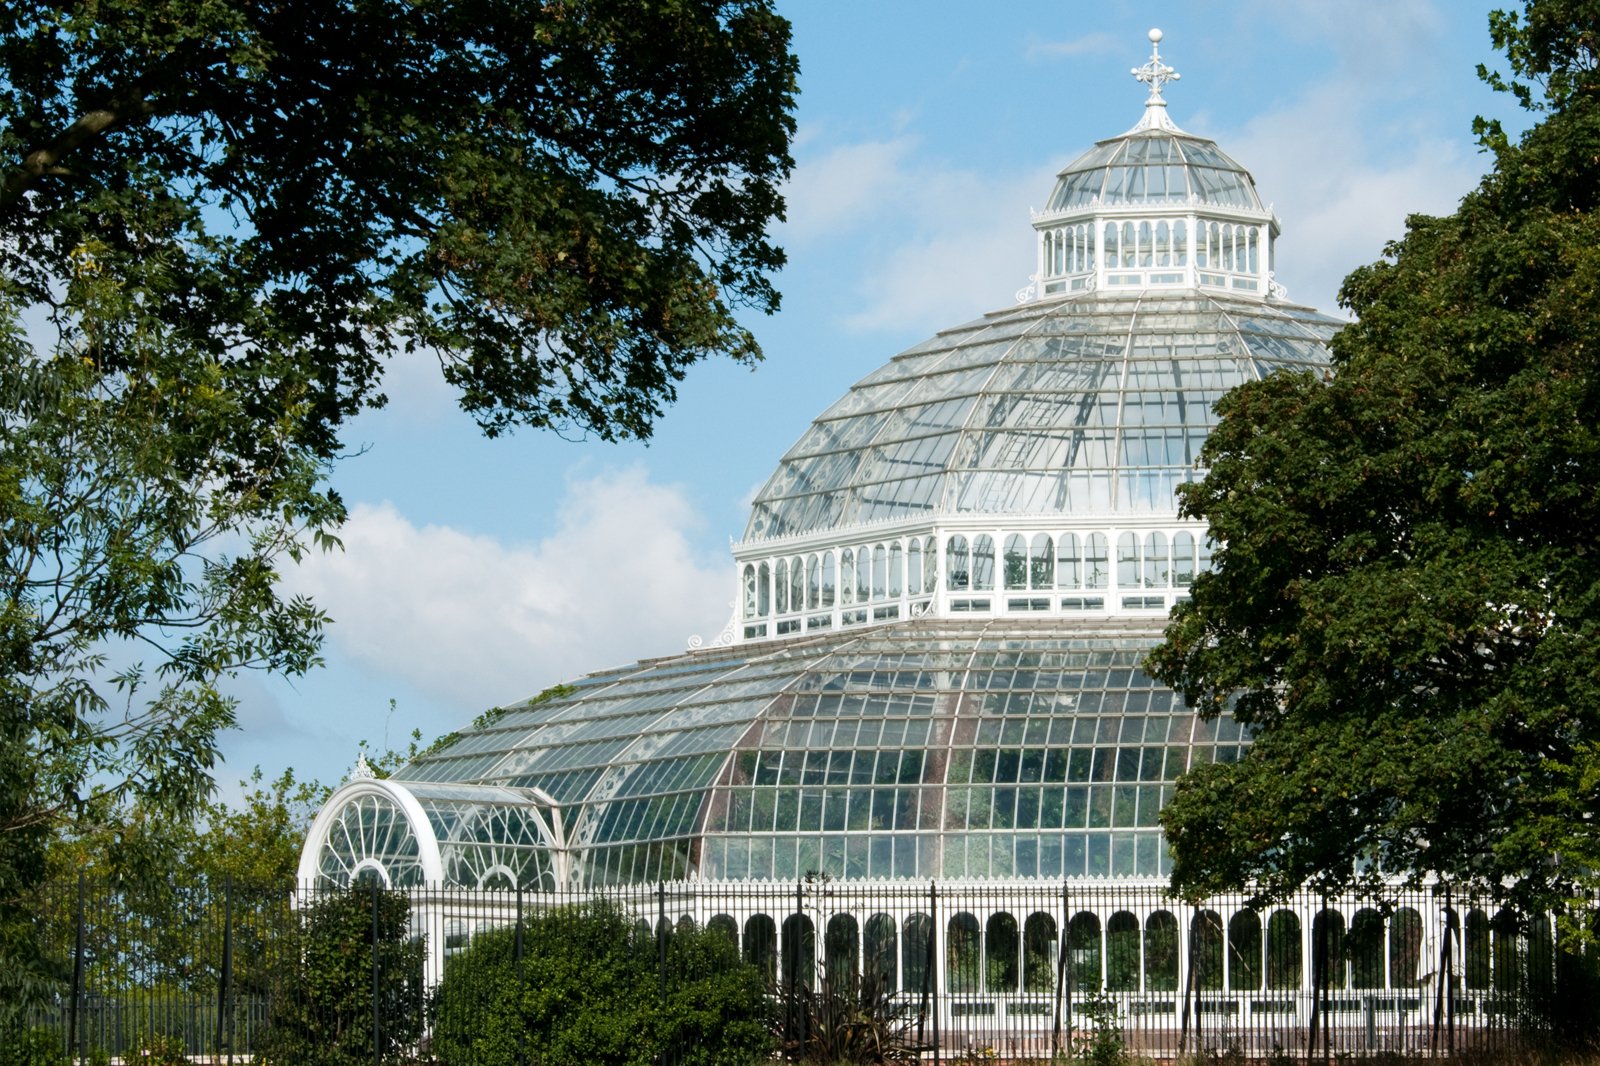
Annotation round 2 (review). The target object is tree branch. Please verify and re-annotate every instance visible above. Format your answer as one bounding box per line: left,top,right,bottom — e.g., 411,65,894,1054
0,89,159,213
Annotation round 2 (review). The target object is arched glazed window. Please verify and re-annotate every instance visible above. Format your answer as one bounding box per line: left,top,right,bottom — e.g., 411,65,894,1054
1229,910,1262,991
871,544,887,601
1116,532,1139,589
1146,910,1180,991
1390,908,1422,988
1030,533,1054,589
1465,908,1490,989
903,913,933,996
840,549,855,605
709,914,737,946
757,562,771,616
1106,911,1140,991
783,913,816,990
1248,226,1260,272
1137,221,1153,267
744,914,777,981
806,555,821,610
1121,221,1136,267
1144,532,1169,588
855,546,871,602
826,913,860,981
947,912,981,992
1493,909,1522,991
947,536,969,591
865,913,897,991
1086,225,1097,268
1195,909,1224,991
986,912,1020,993
1197,536,1214,576
789,556,805,612
1003,534,1028,590
1069,911,1102,990
1155,221,1171,267
742,564,757,619
1267,910,1302,990
1104,222,1119,266
907,539,923,596
888,542,903,598
1085,533,1109,589
1314,909,1348,990
923,536,937,591
1172,531,1196,586
820,552,837,608
1057,532,1081,589
1173,220,1187,265
971,535,996,591
1350,908,1385,989
774,558,789,614
1023,912,1057,993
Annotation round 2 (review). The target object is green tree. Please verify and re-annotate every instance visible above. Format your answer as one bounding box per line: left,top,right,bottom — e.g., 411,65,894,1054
429,901,774,1066
1147,1,1600,918
0,0,795,1012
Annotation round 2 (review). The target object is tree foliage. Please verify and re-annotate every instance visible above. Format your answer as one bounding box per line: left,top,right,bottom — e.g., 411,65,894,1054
1147,1,1600,915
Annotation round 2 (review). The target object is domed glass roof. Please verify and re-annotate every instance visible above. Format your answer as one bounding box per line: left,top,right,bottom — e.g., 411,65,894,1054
745,293,1341,542
1045,130,1264,211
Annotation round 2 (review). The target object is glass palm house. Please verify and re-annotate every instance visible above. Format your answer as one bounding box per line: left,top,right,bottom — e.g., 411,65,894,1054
301,37,1341,896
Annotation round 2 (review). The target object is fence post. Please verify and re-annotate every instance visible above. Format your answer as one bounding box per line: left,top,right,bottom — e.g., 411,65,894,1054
371,878,381,1066
69,873,85,1065
219,874,234,1066
1180,906,1195,1054
1051,880,1068,1058
657,880,668,1008
928,880,939,1066
516,885,526,1066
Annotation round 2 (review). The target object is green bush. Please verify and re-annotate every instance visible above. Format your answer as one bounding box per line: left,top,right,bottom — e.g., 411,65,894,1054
0,1027,67,1066
256,885,425,1066
429,901,774,1066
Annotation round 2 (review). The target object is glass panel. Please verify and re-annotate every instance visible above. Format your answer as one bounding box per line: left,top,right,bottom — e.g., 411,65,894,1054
1229,910,1262,991
947,535,969,591
1267,911,1302,990
972,535,995,591
856,546,871,602
775,559,788,614
1085,534,1108,589
840,549,854,605
1144,532,1169,588
1146,911,1180,991
742,564,756,620
758,562,771,616
986,912,1020,993
807,555,821,610
872,545,887,601
1116,532,1139,590
888,542,903,598
1003,534,1027,590
821,552,837,608
922,537,936,592
907,540,922,596
1029,533,1053,589
790,556,805,612
1172,532,1195,586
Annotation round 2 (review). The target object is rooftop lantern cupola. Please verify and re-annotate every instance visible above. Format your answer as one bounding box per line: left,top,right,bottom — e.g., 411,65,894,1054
1030,29,1285,301
724,31,1332,647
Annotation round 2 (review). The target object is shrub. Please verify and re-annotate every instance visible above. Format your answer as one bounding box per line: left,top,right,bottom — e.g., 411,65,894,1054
429,901,774,1066
0,1027,68,1066
256,884,425,1066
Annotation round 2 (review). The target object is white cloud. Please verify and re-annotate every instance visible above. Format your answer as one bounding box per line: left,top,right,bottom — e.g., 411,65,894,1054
782,136,918,243
285,468,731,713
1024,32,1119,61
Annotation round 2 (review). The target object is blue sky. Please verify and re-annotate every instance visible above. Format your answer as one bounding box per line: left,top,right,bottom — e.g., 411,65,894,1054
223,1,1523,798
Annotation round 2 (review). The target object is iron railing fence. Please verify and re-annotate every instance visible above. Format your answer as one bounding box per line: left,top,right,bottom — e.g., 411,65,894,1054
8,875,1577,1063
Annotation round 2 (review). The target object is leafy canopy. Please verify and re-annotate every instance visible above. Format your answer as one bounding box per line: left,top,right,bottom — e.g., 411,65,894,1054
1147,0,1600,915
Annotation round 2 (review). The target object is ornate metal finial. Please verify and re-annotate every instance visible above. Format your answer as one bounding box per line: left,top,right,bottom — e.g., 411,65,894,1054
1131,28,1180,106
350,751,375,780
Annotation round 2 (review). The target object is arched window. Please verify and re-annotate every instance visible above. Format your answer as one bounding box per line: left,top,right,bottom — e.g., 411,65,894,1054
825,913,859,982
783,913,816,990
1003,534,1028,590
709,914,738,946
1104,222,1119,267
1086,225,1097,269
757,562,771,616
1229,910,1262,991
774,558,789,614
1492,909,1522,991
1024,912,1057,993
1057,533,1080,589
1137,221,1153,267
947,536,969,591
1116,532,1139,589
1144,532,1169,588
744,914,777,981
907,539,923,596
986,912,1020,993
742,564,757,619
1085,533,1109,589
1197,536,1214,576
923,536,937,591
947,912,981,992
871,544,887,601
1267,911,1302,990
1465,908,1490,989
903,913,933,996
1030,533,1054,589
1155,221,1171,267
888,542,903,598
1069,911,1102,990
855,546,871,602
820,552,837,608
1349,908,1385,989
1314,909,1348,990
1121,221,1136,267
806,555,821,610
1248,226,1260,272
1172,531,1196,586
1390,908,1422,988
1173,220,1187,266
840,549,855,605
1145,910,1180,991
1106,912,1140,991
789,556,805,612
865,913,898,992
971,535,995,591
1194,909,1224,991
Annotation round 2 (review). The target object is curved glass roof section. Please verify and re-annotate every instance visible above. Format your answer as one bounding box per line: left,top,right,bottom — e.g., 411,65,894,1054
1046,131,1263,211
745,293,1340,542
385,617,1247,887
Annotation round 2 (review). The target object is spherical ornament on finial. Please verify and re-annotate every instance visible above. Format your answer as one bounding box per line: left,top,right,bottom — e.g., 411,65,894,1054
1149,28,1163,43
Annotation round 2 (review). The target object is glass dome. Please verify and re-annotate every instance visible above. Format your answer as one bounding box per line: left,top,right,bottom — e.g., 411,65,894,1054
1045,131,1264,212
745,293,1339,541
